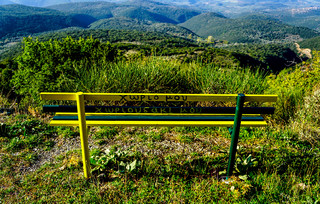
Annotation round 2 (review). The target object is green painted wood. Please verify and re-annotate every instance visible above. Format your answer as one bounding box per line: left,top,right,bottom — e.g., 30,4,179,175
43,105,275,114
227,94,245,179
52,115,264,121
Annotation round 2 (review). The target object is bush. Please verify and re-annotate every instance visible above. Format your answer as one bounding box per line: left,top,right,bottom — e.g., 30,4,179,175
266,50,320,124
291,86,320,145
11,36,120,106
0,59,18,94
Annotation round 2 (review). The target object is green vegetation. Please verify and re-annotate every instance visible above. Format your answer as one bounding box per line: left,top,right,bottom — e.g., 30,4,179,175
266,8,320,31
299,36,320,51
35,28,199,48
47,1,201,24
0,4,90,38
225,43,301,73
89,17,198,39
0,34,320,203
180,13,320,43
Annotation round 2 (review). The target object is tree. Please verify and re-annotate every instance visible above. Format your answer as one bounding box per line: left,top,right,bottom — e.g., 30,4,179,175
206,35,214,43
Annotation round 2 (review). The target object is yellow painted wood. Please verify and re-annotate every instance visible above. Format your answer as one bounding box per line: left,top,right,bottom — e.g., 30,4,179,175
55,112,261,117
245,95,278,102
40,92,77,100
76,92,91,179
40,92,278,102
49,120,267,127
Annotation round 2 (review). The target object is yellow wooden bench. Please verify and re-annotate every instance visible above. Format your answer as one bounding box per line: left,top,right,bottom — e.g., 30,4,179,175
41,92,277,179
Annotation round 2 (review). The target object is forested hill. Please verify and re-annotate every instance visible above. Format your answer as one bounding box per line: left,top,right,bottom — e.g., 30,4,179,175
265,7,320,31
0,4,91,38
299,36,320,51
89,17,198,39
36,28,198,47
47,1,201,24
180,13,320,43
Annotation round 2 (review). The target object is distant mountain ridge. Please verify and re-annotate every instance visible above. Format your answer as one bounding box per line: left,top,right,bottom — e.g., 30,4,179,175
0,1,201,39
262,7,320,31
89,17,198,38
3,0,319,13
180,13,320,43
0,4,91,38
47,1,201,24
1,0,320,44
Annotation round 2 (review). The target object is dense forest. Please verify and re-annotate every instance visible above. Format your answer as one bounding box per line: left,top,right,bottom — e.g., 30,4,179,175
1,1,319,44
180,13,320,43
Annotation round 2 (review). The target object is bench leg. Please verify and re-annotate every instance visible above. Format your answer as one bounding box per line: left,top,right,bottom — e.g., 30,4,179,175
226,94,245,179
77,92,91,179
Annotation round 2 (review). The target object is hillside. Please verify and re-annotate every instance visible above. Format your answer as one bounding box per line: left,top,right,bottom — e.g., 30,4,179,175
180,13,320,43
152,0,320,16
47,2,122,20
89,17,198,39
4,0,319,13
264,7,320,31
225,43,301,73
47,1,201,24
114,7,176,23
299,36,320,51
0,4,90,38
36,28,198,46
121,0,201,23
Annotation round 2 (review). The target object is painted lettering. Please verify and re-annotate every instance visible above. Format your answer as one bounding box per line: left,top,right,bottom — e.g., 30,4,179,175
120,95,127,102
95,107,102,113
160,108,167,113
144,107,150,113
166,96,173,101
129,95,140,101
180,108,188,113
105,108,114,113
181,96,187,101
135,107,142,113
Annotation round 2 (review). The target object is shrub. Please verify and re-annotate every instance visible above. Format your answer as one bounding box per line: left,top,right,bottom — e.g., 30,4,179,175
266,50,320,124
291,86,320,146
11,36,120,106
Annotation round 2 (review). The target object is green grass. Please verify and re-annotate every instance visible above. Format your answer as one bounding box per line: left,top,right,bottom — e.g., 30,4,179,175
1,114,319,203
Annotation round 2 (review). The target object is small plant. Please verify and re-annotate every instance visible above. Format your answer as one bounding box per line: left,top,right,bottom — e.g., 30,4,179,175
4,119,56,151
92,127,118,140
90,147,141,175
235,154,257,180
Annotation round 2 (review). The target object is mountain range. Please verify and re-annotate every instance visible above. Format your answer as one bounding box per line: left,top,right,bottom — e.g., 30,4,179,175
2,0,319,13
180,13,319,43
0,0,320,44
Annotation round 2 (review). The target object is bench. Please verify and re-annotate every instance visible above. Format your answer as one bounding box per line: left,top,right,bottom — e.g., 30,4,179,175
40,92,277,179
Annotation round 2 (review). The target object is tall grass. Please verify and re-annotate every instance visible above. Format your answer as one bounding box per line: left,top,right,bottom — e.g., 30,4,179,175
64,57,268,97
